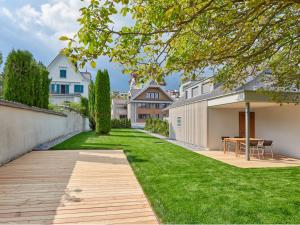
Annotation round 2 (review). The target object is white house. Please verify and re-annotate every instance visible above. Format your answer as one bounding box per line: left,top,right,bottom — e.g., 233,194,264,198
167,73,300,159
47,54,91,105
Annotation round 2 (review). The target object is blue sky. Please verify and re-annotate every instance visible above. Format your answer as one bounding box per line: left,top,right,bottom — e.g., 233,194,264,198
0,0,181,91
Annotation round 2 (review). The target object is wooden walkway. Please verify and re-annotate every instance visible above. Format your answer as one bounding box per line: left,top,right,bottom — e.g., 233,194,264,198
0,150,158,224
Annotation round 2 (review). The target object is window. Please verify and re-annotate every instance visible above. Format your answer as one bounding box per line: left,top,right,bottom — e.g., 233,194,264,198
146,92,159,99
60,85,69,94
120,115,127,119
202,82,212,94
159,103,168,109
177,117,182,127
74,85,84,93
185,90,188,99
60,69,67,78
53,84,69,94
192,86,199,97
138,114,151,120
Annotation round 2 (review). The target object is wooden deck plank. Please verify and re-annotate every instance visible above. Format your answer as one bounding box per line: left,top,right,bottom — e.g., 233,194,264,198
0,150,158,224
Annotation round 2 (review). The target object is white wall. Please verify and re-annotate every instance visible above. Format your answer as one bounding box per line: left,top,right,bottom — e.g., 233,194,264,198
0,100,90,165
208,108,240,150
169,101,208,148
255,104,300,158
48,55,90,99
50,95,81,105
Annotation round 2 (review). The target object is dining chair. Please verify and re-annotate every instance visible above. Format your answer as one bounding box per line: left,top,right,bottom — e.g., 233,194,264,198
240,140,260,158
262,140,274,158
253,140,264,158
221,136,230,153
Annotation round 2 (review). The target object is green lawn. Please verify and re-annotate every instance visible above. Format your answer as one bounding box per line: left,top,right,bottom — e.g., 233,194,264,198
52,129,300,224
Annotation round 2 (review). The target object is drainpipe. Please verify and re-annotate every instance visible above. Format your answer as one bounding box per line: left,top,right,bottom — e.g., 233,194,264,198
245,102,250,161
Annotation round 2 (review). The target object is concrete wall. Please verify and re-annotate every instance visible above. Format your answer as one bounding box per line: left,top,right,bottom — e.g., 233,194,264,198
169,101,208,148
0,100,90,165
255,104,300,158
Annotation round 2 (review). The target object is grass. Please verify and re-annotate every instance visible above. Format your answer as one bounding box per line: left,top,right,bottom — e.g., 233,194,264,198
53,129,300,224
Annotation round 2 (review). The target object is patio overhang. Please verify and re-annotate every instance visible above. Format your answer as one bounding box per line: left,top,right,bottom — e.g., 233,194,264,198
207,90,300,161
208,90,299,109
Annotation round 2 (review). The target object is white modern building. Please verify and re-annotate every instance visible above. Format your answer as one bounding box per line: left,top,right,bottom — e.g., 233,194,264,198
167,73,300,159
47,54,91,105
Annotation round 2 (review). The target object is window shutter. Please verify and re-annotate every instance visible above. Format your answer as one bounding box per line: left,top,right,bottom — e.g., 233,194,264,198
51,84,55,93
56,84,60,94
66,85,69,94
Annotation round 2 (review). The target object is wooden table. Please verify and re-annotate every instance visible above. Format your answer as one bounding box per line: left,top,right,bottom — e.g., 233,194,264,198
223,138,262,157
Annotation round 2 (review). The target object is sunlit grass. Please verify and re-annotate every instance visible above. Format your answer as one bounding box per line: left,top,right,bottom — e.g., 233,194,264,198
53,129,300,224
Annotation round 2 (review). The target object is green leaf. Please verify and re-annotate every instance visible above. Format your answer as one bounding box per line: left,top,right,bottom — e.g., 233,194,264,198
90,61,97,69
59,36,70,41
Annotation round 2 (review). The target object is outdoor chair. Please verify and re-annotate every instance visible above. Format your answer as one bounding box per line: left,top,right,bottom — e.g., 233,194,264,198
240,140,262,158
262,140,274,158
221,136,230,152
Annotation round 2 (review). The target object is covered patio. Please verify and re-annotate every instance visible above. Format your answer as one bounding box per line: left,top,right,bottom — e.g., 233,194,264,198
199,150,300,168
206,91,300,162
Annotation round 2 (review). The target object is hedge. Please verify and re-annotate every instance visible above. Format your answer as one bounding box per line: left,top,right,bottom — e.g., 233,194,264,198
145,118,169,137
111,119,131,128
3,50,50,109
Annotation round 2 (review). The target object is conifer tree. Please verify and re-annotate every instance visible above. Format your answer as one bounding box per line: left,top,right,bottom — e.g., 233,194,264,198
88,81,96,130
3,50,50,108
95,69,111,135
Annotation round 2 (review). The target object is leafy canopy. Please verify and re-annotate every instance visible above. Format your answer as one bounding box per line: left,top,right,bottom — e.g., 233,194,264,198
62,0,300,90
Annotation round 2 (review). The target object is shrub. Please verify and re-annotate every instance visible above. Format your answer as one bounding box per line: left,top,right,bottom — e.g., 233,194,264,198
145,118,169,137
95,69,111,135
80,97,89,117
111,118,131,128
3,50,50,109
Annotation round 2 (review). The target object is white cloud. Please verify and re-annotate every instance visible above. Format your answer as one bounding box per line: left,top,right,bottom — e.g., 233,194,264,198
1,0,84,49
1,0,133,52
0,7,15,21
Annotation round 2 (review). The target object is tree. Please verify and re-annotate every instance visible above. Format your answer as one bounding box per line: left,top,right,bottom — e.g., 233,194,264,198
3,50,50,108
80,97,89,117
38,63,51,109
88,81,96,130
95,69,111,135
0,51,2,67
62,0,299,96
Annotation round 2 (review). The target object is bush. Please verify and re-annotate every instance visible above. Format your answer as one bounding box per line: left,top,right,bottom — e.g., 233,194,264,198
145,118,169,137
3,50,50,109
111,118,131,128
95,69,111,135
80,97,89,117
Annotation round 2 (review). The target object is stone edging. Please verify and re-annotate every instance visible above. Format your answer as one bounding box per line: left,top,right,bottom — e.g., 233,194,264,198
0,99,67,117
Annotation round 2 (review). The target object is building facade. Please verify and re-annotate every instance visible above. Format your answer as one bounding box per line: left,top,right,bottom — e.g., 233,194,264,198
111,92,128,119
47,54,91,105
128,79,174,127
167,74,300,159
